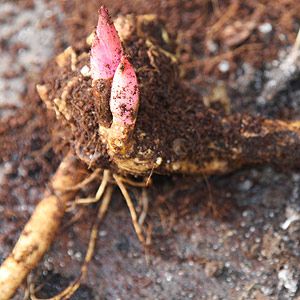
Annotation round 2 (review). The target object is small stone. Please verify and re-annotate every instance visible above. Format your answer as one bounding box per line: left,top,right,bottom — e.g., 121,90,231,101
258,23,273,34
278,267,298,294
218,60,230,73
155,157,163,165
80,65,91,77
204,262,223,277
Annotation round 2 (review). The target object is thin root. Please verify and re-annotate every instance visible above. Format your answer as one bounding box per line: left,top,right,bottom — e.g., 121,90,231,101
138,187,149,226
113,174,146,245
61,168,103,191
292,28,300,58
75,170,110,204
118,175,151,187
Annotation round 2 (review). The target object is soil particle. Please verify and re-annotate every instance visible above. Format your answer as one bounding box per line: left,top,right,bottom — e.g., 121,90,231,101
204,261,224,278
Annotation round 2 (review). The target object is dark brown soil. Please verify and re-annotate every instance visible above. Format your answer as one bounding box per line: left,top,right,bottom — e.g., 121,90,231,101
1,1,300,299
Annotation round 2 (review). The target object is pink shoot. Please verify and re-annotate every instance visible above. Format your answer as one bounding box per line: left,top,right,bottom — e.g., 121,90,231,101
110,56,139,127
90,6,123,81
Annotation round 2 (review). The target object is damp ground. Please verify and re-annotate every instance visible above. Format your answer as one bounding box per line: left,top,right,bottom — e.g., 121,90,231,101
0,1,299,299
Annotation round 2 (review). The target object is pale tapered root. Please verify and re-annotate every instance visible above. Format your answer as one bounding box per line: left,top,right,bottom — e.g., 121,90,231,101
0,153,88,300
29,185,113,300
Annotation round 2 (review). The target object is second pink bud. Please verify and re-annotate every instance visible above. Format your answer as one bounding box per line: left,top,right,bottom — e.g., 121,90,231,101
110,56,139,127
